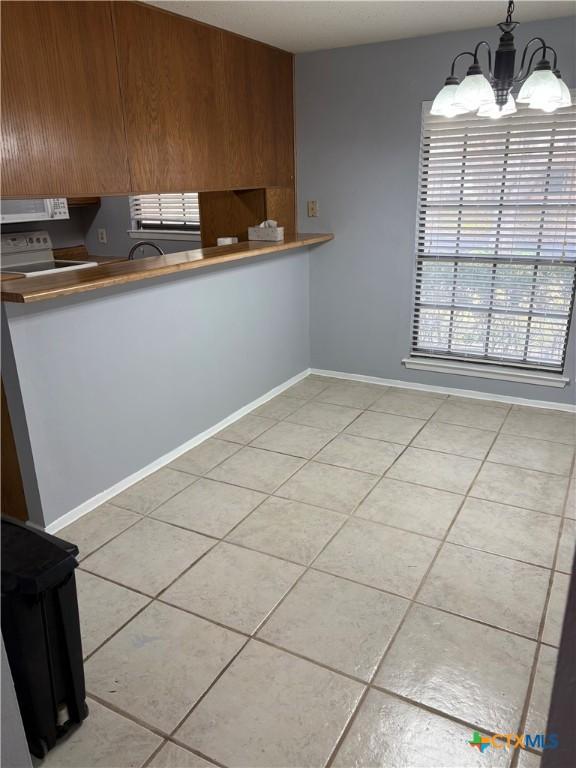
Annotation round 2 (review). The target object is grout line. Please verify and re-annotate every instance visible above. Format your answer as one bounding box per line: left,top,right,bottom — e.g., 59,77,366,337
73,375,573,767
509,445,576,767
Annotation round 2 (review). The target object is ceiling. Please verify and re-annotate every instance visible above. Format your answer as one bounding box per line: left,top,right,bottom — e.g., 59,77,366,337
146,1,575,53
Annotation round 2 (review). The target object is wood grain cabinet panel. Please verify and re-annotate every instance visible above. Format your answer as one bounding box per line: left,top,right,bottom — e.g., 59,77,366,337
221,35,294,189
1,1,130,197
113,2,227,194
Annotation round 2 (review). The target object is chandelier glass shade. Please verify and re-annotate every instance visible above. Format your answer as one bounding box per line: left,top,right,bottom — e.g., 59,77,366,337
431,1,572,119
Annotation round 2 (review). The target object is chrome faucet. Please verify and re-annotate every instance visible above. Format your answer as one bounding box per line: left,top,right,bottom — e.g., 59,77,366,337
128,241,165,260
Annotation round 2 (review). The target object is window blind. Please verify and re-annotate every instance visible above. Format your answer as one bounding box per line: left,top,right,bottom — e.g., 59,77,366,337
411,99,576,371
129,193,200,231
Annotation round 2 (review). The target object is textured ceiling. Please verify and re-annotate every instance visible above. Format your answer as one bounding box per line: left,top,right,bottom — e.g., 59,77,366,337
145,1,575,52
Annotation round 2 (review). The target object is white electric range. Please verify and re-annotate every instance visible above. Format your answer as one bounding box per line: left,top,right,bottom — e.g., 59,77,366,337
0,231,97,277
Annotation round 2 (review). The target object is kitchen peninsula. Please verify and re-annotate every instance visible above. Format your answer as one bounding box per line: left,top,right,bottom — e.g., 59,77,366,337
0,234,332,303
2,234,333,531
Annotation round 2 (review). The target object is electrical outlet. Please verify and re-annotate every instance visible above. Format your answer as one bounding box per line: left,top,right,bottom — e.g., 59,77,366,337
307,200,319,217
97,228,107,244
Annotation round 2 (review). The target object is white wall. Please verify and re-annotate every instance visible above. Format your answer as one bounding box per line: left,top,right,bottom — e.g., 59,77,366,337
296,16,576,404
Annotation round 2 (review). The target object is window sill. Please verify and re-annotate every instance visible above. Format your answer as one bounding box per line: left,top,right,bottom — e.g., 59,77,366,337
402,357,570,388
127,230,201,242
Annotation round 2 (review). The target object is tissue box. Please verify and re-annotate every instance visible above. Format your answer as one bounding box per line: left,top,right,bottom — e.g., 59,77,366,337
248,225,284,242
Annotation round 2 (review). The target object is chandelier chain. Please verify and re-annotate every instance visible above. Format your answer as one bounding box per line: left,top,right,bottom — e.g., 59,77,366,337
506,1,515,24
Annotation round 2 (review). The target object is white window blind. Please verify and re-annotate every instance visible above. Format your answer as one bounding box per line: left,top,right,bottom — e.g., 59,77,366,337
411,99,576,372
129,193,200,231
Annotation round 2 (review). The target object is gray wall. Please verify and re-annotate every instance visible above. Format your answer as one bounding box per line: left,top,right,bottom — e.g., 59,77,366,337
296,16,576,404
2,249,310,527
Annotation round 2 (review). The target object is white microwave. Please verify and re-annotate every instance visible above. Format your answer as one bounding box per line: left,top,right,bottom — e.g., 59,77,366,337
0,198,69,224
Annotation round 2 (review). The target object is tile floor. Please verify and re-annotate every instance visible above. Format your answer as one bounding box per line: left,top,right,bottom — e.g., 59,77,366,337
45,375,574,768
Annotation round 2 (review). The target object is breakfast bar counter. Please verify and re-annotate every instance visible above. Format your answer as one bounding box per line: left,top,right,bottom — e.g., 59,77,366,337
0,234,333,303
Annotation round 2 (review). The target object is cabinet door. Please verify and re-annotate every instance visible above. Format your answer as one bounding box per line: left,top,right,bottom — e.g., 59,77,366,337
1,1,130,197
222,35,294,189
113,3,227,194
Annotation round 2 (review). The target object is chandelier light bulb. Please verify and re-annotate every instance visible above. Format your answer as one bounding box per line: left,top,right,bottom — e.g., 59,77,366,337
430,79,467,117
453,72,496,112
477,92,517,119
517,66,561,105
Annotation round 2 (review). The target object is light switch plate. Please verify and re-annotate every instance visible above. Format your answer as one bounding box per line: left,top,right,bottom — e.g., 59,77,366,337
307,200,319,217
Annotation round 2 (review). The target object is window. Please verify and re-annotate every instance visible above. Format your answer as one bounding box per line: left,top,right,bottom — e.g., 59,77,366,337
129,193,201,235
410,99,575,373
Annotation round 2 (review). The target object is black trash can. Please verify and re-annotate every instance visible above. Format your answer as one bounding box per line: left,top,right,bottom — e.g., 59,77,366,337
1,516,88,758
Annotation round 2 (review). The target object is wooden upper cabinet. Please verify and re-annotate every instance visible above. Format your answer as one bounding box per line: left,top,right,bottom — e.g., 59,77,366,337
113,3,227,194
221,35,294,190
1,1,130,197
113,2,294,193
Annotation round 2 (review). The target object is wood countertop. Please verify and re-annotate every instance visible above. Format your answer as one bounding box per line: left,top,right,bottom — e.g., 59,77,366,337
0,233,333,304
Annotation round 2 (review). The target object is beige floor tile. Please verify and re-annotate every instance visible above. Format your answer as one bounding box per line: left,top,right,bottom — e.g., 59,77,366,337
59,504,141,561
169,438,240,476
355,477,462,538
345,410,426,444
148,743,215,767
488,434,574,476
251,420,336,459
284,377,331,400
76,570,150,657
542,572,570,647
85,602,245,733
433,400,509,431
277,461,378,514
332,689,509,768
163,542,303,633
175,641,364,768
369,389,445,419
216,414,275,444
207,446,305,493
471,463,568,516
314,434,403,475
81,518,214,596
502,407,576,446
314,517,439,597
286,400,362,432
517,750,542,768
419,544,550,638
40,699,162,768
524,645,558,738
258,570,408,680
412,421,496,460
448,498,560,568
375,605,536,733
556,518,575,574
151,478,265,538
111,469,196,515
387,447,481,494
227,496,345,565
252,394,303,420
314,381,383,409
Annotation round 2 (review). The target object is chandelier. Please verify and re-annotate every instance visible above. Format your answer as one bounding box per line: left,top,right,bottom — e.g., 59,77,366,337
431,1,572,119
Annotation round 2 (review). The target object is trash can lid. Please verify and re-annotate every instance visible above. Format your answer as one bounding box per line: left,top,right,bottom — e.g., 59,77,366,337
1,517,79,595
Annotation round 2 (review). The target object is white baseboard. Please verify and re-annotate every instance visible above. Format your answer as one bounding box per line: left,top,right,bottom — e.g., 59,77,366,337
46,369,311,534
311,368,576,413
